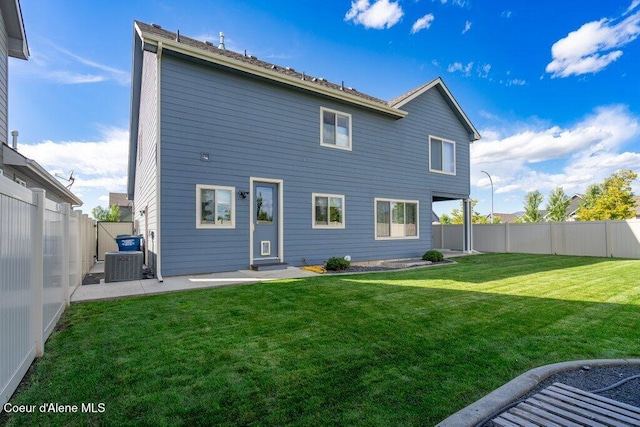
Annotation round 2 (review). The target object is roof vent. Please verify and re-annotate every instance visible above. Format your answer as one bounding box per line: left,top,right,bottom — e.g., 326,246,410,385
151,23,162,29
11,130,18,150
340,81,345,91
249,55,257,60
318,77,326,82
176,30,181,42
302,72,306,80
285,67,295,72
348,87,356,91
205,41,213,46
271,65,278,70
218,32,225,50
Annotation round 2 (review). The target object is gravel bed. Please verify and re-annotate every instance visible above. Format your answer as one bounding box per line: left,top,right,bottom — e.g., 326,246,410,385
324,260,453,274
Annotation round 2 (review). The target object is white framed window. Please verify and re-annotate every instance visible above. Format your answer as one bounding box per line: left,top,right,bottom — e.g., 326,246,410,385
429,136,456,175
312,193,345,228
375,198,419,240
321,107,352,151
196,184,235,229
15,177,27,187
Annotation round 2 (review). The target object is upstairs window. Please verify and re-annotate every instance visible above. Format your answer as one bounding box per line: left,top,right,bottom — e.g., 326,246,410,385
313,194,345,228
429,136,455,175
321,108,352,150
196,184,235,229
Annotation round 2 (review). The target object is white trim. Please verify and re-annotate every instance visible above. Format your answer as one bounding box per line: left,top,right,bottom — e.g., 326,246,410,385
195,184,236,229
0,167,4,176
429,136,456,176
156,42,164,282
249,177,284,266
260,241,271,256
136,23,407,120
312,193,346,229
374,198,420,240
320,107,352,151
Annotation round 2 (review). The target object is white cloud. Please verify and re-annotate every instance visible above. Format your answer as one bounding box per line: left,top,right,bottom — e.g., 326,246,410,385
624,0,640,15
345,0,404,29
506,78,526,86
501,10,512,18
17,127,129,195
412,13,435,34
447,61,474,76
478,63,491,78
462,21,472,34
546,5,640,77
472,105,640,195
12,40,130,85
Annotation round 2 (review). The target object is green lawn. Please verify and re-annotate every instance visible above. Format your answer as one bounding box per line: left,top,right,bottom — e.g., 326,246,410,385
3,253,640,426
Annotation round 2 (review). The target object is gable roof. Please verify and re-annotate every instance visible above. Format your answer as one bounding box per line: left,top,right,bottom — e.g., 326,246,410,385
389,78,481,141
0,0,29,59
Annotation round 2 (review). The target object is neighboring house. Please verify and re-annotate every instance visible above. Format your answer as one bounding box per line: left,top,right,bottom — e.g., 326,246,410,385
0,0,81,206
127,22,480,277
109,192,133,221
492,213,518,224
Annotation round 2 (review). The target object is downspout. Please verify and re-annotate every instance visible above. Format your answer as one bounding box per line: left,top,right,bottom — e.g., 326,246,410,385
156,41,164,282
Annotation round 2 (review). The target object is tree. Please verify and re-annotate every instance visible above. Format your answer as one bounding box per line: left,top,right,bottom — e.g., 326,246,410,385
92,204,121,222
577,169,638,220
444,199,495,224
545,187,570,222
519,190,544,223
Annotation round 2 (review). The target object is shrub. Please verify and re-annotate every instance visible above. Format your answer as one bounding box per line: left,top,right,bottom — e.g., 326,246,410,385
422,250,444,262
326,257,351,271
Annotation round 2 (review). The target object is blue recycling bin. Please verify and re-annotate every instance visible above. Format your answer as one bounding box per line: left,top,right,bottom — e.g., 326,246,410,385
115,235,142,251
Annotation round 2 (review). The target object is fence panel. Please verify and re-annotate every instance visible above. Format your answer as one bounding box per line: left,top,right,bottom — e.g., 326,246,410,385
441,224,464,250
96,221,134,261
43,200,65,341
554,221,607,257
0,180,37,409
433,219,640,259
473,224,507,253
1,179,96,409
608,220,640,259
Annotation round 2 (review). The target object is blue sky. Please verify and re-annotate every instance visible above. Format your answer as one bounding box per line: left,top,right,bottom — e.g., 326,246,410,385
9,0,640,217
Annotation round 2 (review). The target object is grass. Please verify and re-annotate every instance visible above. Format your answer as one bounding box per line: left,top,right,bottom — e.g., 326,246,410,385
3,253,640,426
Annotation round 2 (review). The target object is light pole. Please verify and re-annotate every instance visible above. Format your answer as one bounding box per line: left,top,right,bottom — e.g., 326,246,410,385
481,170,494,223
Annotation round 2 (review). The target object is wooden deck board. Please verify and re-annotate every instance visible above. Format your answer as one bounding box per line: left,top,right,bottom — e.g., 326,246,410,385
492,382,640,427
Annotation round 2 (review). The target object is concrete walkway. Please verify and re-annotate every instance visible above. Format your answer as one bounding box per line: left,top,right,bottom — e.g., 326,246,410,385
71,263,317,302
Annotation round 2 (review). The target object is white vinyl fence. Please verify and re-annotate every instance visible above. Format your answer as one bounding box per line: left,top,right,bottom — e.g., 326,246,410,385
433,220,640,259
1,178,96,409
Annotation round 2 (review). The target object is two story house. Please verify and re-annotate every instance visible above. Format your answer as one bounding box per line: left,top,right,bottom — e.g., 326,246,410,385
127,21,480,278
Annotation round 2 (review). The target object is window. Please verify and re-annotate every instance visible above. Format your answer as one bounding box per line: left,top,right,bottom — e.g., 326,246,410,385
375,199,418,239
429,136,455,175
15,177,27,187
321,108,352,150
196,184,235,228
313,194,345,228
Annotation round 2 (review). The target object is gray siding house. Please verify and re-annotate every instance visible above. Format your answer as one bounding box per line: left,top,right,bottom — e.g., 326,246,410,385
128,21,480,278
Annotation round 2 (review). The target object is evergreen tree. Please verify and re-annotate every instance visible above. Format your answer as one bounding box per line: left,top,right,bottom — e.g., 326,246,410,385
546,187,570,222
519,190,544,223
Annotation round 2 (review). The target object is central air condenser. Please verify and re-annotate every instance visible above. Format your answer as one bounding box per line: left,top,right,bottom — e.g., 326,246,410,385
104,251,143,283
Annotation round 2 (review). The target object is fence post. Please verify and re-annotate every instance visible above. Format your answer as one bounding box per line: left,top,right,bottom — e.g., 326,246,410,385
605,220,613,258
550,222,556,255
62,203,71,306
31,189,45,357
505,223,510,253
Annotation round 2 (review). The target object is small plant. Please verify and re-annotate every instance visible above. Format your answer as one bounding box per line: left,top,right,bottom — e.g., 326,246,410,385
422,250,444,262
326,257,351,271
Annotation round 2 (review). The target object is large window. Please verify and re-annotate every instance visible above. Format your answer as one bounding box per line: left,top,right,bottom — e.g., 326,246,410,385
196,184,235,228
313,193,345,228
429,136,455,175
321,107,352,150
375,199,418,239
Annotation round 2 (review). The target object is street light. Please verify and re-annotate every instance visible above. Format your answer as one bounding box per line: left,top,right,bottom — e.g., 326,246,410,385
481,170,494,223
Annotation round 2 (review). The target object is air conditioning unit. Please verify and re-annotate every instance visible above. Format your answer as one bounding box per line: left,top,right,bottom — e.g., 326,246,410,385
105,251,143,283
